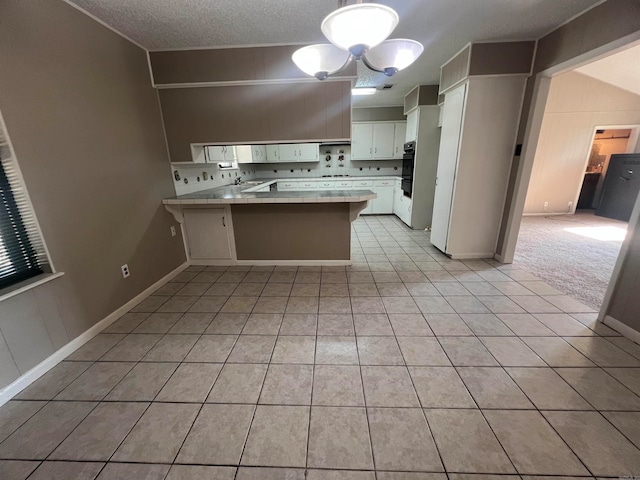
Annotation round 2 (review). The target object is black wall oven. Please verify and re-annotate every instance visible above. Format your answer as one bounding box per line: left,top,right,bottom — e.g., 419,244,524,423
402,141,415,197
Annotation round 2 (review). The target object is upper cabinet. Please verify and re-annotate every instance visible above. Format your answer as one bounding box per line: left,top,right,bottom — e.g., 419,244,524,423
270,143,320,163
351,122,407,160
205,146,236,162
198,143,320,165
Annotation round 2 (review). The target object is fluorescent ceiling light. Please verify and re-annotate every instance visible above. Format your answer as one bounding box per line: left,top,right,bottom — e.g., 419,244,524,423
352,88,376,96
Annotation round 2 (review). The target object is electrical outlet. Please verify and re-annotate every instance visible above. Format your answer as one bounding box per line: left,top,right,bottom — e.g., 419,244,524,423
170,226,177,237
543,201,549,209
568,201,573,210
121,264,130,279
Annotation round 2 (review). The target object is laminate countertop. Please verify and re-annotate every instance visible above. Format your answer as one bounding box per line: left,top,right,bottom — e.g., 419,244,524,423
163,181,376,205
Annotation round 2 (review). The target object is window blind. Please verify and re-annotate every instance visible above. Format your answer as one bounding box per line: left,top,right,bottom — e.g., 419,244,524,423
0,125,49,289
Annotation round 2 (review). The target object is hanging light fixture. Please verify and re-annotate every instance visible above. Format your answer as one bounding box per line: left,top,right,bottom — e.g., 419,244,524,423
292,1,423,80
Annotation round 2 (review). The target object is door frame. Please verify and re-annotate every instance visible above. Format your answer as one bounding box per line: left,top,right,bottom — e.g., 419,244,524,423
498,35,640,264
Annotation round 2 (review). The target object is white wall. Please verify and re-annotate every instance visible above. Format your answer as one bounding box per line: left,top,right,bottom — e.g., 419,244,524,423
524,72,640,214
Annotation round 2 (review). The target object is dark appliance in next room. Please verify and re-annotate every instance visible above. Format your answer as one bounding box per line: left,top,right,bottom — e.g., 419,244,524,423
402,141,416,198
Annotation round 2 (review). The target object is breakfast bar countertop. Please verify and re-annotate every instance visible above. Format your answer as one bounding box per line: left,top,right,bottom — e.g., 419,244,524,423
162,182,376,205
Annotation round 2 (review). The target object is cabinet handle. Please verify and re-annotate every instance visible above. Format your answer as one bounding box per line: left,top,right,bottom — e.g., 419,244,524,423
222,216,226,227
375,147,377,153
370,148,372,154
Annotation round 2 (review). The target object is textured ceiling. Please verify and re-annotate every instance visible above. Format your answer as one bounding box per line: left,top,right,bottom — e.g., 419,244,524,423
575,44,640,96
67,0,602,107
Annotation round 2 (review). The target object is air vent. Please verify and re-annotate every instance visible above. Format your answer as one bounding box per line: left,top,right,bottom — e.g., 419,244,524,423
379,84,394,90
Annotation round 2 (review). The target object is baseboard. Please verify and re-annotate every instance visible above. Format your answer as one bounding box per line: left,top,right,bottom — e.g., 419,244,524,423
603,315,640,344
0,261,189,407
449,253,495,260
190,259,352,266
522,212,570,217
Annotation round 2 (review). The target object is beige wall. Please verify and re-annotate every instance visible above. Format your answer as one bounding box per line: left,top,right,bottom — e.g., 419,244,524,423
0,1,185,388
353,107,406,122
524,72,640,214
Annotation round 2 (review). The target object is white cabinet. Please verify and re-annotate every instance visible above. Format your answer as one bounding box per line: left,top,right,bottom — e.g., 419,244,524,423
372,123,395,159
298,143,320,162
406,111,418,142
335,180,353,189
299,180,319,190
205,146,236,163
352,179,374,189
352,122,407,160
393,123,407,159
277,181,299,191
394,181,412,226
183,209,232,260
372,186,394,214
351,124,374,160
278,144,298,162
318,180,336,189
236,145,266,164
266,145,280,162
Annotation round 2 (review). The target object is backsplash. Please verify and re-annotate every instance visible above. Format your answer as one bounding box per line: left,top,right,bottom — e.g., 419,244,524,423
253,145,402,179
170,145,402,196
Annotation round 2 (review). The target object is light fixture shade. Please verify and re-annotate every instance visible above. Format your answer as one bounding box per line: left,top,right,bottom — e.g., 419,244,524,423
364,39,424,75
292,44,351,80
321,4,399,55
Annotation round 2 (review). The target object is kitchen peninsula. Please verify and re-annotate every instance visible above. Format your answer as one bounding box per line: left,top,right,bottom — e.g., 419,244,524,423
163,181,375,265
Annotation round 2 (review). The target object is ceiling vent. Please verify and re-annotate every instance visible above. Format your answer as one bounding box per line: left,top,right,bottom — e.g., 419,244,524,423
379,84,394,90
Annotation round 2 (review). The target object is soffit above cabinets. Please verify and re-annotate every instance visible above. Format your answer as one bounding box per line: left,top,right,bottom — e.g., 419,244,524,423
67,0,600,107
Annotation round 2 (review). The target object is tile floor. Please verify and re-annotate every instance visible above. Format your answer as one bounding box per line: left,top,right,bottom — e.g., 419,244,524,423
2,215,640,479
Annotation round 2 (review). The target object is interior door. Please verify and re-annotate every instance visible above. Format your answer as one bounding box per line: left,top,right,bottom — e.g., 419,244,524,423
596,154,640,221
430,83,467,252
351,123,374,160
372,123,395,159
183,209,231,260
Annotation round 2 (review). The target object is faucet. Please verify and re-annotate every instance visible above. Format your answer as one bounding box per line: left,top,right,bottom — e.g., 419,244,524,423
234,177,243,185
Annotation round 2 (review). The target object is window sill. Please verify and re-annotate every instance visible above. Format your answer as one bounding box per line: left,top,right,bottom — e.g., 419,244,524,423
0,272,65,303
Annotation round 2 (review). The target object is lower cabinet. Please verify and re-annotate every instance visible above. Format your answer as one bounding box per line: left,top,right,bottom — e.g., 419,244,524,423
394,186,412,226
183,209,232,260
372,186,394,214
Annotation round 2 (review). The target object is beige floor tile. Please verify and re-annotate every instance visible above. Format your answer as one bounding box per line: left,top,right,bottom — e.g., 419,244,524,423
220,296,258,313
286,296,319,314
319,297,352,314
357,336,404,365
351,297,386,314
508,296,561,314
142,335,199,362
66,335,125,361
381,296,420,314
262,283,293,297
377,472,445,480
605,337,640,359
157,363,222,402
532,313,595,336
102,313,150,333
353,314,394,336
484,410,588,475
445,296,491,314
50,402,147,461
378,283,410,297
205,313,248,334
348,283,380,297
457,367,533,409
14,361,91,400
176,282,212,296
279,314,317,335
439,337,499,366
602,411,640,448
479,337,546,366
131,296,171,313
320,284,350,297
312,365,364,406
233,282,266,297
369,408,443,472
308,407,373,470
315,336,359,365
227,335,276,363
541,295,595,313
241,405,309,467
0,401,47,443
28,461,104,480
543,410,640,476
184,335,238,363
460,314,514,336
236,467,305,479
0,402,96,460
522,337,595,367
506,367,592,410
271,336,315,364
397,337,450,366
495,314,555,336
251,297,288,315
166,465,235,480
388,313,433,336
318,314,355,335
55,362,134,400
112,403,199,463
476,296,525,314
604,367,640,395
409,367,476,408
461,282,502,296
207,363,267,404
424,313,473,336
425,409,514,473
361,366,419,407
433,282,473,296
260,364,313,405
100,334,162,362
169,313,215,334
308,470,375,480
176,404,254,465
405,283,440,296
105,362,178,401
562,336,640,367
242,313,283,334
204,283,238,296
96,463,169,480
157,296,200,313
414,297,455,314
556,368,640,410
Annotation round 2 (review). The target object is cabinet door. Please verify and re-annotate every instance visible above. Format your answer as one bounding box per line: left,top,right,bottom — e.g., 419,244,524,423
393,123,407,159
406,110,418,142
224,146,237,162
430,83,467,252
372,123,395,159
278,144,298,162
297,143,320,162
205,146,226,163
372,186,394,213
351,124,374,160
252,145,267,163
183,209,231,260
266,145,280,162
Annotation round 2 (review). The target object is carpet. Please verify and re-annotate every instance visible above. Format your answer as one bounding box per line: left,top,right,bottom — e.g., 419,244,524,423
513,211,627,310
